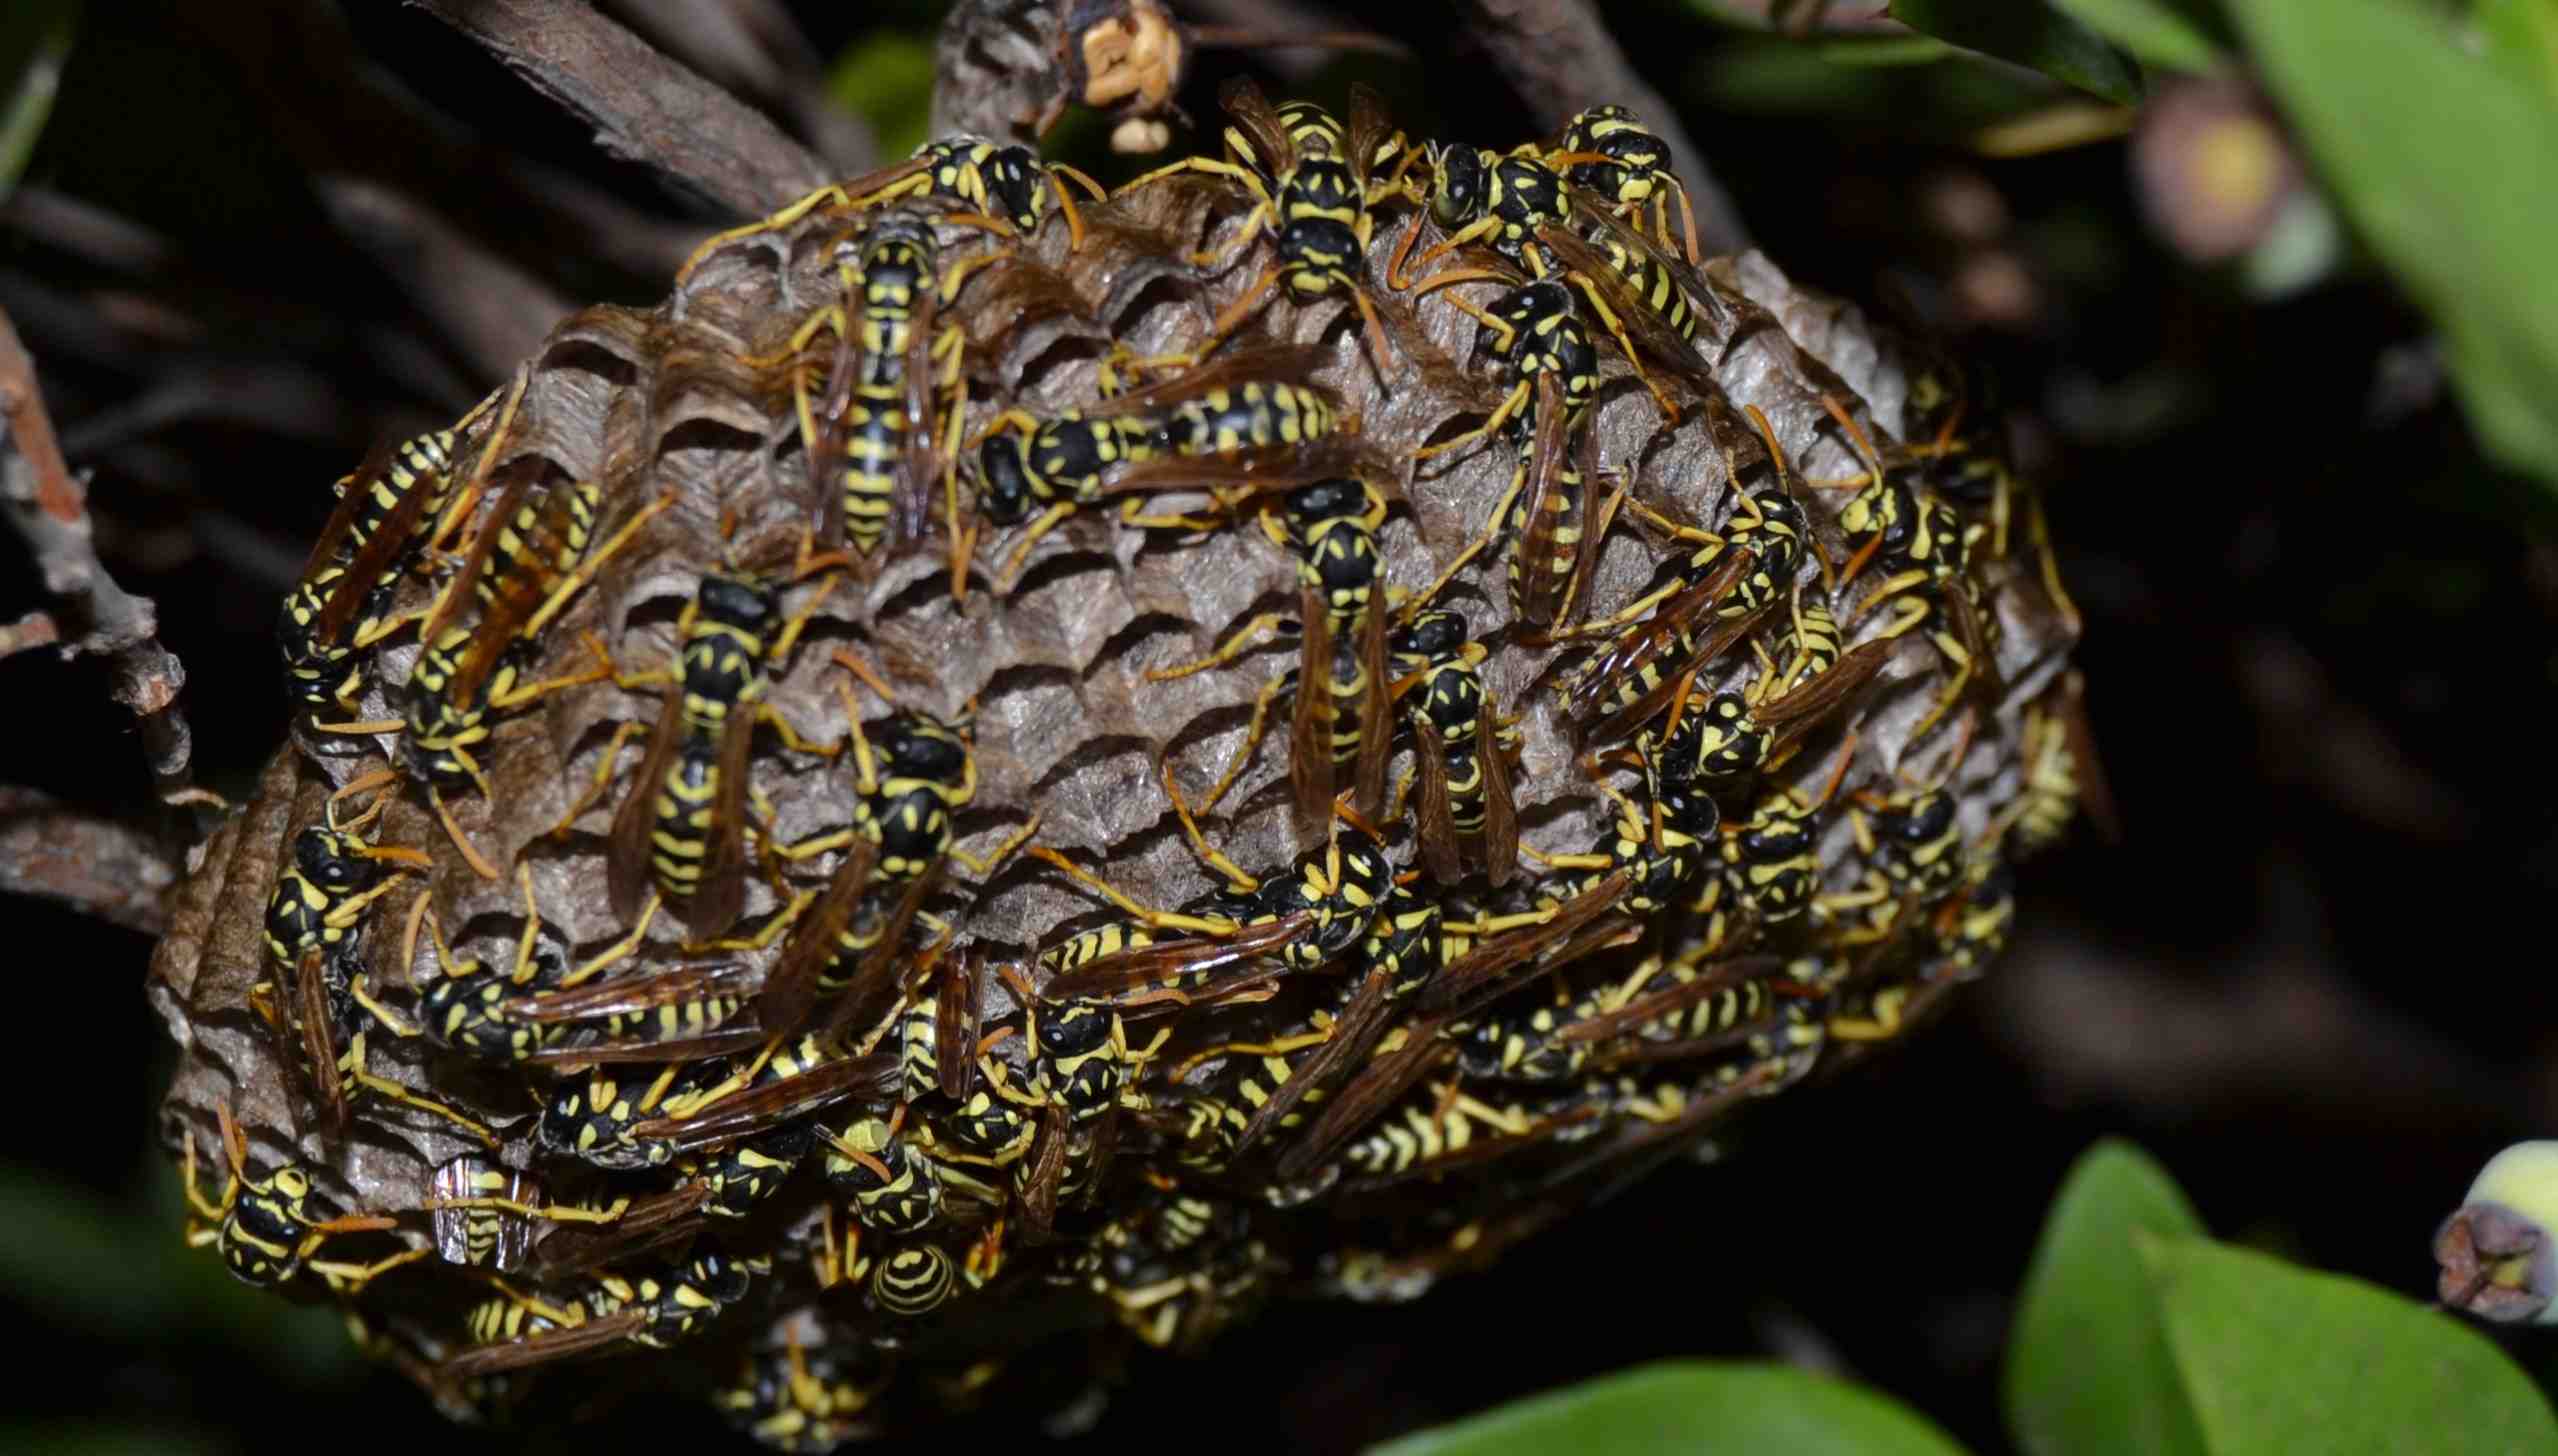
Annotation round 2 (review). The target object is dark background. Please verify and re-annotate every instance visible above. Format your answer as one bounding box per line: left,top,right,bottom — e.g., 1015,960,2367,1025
7,1,2556,1451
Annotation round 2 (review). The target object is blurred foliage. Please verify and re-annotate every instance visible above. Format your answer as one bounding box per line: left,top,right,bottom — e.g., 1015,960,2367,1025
2050,0,2234,70
826,28,935,161
1887,1,2145,103
0,0,78,201
2143,1235,2557,1456
2228,0,2558,492
1369,1363,1970,1456
1385,1144,2558,1454
2005,1143,2209,1456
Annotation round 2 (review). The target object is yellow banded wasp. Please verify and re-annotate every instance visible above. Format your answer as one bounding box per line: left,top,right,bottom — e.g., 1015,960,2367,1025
1815,396,2002,741
278,429,455,711
410,861,760,1071
1526,763,1723,924
886,938,992,1105
1722,733,1858,928
179,1106,424,1293
397,470,672,836
750,211,995,565
1549,104,1701,264
1396,141,1740,424
972,343,1364,590
435,1245,772,1383
715,1339,890,1454
1146,475,1395,830
1387,607,1522,887
1407,279,1611,632
760,672,1022,1037
676,133,1105,283
1998,668,2117,853
1166,877,1447,1168
601,569,836,938
1336,1080,1612,1191
262,780,491,1143
1633,581,1894,792
1561,405,1812,744
1268,868,1638,1184
1117,78,1409,374
543,1031,902,1174
1029,772,1391,1015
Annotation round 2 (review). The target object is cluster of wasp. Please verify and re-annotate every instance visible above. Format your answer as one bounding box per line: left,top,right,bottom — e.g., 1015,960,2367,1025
154,81,2098,1448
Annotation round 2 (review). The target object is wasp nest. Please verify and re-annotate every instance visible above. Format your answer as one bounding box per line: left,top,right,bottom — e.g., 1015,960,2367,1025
148,96,2091,1446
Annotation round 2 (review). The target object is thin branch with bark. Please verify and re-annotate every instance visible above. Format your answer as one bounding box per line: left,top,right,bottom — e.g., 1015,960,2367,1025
0,786,174,936
410,0,832,218
0,305,196,805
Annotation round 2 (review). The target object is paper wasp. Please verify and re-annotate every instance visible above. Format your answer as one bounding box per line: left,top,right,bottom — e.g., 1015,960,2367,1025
180,1105,423,1293
1268,869,1636,1183
1547,104,1701,264
1029,771,1390,1015
759,672,1023,1037
1406,279,1610,631
434,1244,771,1383
748,211,1024,569
277,429,454,710
261,780,490,1143
676,134,1105,284
1166,877,1446,1167
1146,475,1394,830
1396,142,1742,424
715,1339,891,1453
600,569,836,937
972,342,1370,590
1561,405,1812,744
1722,733,1858,927
396,469,670,812
411,862,761,1070
1814,396,2000,741
1117,78,1410,373
1387,607,1521,886
2000,668,2117,853
549,1032,902,1173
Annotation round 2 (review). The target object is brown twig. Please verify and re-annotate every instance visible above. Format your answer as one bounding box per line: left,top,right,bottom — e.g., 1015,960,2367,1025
409,0,832,217
0,786,176,935
1455,0,1753,255
600,0,880,175
0,305,196,805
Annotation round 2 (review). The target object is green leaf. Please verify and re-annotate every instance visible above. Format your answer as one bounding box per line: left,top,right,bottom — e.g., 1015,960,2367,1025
0,0,79,201
2229,0,2558,489
2049,0,2230,72
2476,0,2558,104
1887,0,2145,103
2005,1142,2211,1456
2141,1234,2558,1455
825,31,934,162
1371,1362,1972,1456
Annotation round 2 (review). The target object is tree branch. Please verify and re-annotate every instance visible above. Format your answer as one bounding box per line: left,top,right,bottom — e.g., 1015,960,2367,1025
0,786,175,935
599,0,879,175
0,305,196,804
1456,0,1753,255
409,0,831,217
